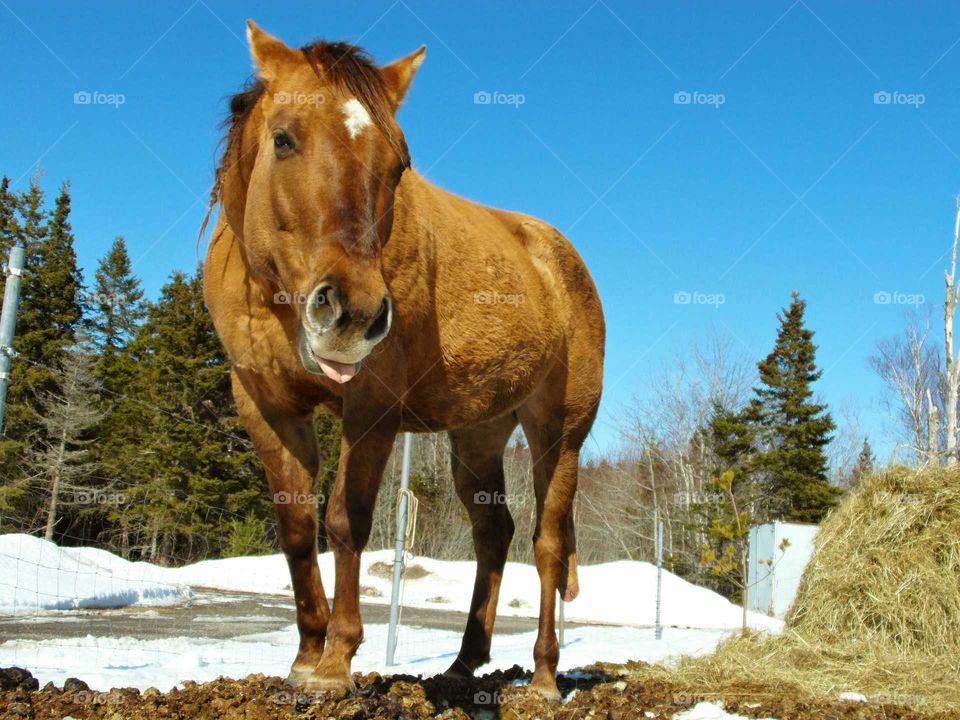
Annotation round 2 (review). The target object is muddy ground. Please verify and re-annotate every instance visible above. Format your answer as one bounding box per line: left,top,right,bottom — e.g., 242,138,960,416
2,664,957,720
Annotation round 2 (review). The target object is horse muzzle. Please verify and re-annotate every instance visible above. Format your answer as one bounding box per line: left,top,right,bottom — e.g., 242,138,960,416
297,280,392,383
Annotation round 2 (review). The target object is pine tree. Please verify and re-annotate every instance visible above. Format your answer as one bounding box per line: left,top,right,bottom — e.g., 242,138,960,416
696,400,759,600
9,180,84,425
110,268,266,562
0,177,17,306
748,292,840,522
89,236,146,366
848,437,875,489
0,177,49,467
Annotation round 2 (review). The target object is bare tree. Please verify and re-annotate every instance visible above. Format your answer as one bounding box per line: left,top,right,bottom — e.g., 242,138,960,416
870,313,942,463
30,339,105,541
943,195,960,464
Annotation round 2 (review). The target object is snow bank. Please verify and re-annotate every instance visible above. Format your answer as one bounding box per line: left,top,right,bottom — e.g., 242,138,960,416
0,534,192,611
167,549,781,632
0,533,780,631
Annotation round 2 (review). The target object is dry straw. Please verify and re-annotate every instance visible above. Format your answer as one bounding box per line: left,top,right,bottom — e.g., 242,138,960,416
635,466,960,711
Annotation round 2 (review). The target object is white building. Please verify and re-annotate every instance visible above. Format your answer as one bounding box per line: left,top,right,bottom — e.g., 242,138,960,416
747,521,818,618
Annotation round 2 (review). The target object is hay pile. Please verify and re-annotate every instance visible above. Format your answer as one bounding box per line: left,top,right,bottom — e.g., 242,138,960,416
637,466,960,711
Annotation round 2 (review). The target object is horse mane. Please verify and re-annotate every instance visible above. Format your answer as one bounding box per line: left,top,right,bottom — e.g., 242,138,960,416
199,40,407,246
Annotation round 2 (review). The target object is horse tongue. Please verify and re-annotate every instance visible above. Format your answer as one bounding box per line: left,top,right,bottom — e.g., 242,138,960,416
316,357,358,384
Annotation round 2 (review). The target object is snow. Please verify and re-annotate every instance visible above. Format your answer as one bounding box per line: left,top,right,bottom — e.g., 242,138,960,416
1,534,779,631
673,702,776,720
0,534,191,611
0,533,786,696
0,623,736,693
839,691,867,702
164,549,781,632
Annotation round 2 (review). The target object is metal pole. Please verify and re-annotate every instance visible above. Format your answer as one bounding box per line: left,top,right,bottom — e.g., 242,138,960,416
0,246,25,434
386,432,413,666
655,514,664,640
558,591,565,647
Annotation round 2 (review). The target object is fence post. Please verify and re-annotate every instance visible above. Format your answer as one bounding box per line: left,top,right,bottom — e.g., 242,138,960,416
0,245,25,434
655,513,664,640
386,432,414,666
558,590,565,647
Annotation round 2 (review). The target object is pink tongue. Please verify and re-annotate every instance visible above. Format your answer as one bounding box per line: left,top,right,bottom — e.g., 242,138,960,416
316,356,359,384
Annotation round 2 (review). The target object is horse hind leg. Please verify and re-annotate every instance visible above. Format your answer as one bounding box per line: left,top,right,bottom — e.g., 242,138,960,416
519,372,599,700
444,412,519,678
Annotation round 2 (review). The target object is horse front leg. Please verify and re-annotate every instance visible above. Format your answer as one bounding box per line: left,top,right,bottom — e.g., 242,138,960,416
231,371,329,685
305,406,398,694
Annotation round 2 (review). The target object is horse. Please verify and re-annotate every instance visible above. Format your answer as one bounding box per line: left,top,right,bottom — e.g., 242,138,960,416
202,21,604,700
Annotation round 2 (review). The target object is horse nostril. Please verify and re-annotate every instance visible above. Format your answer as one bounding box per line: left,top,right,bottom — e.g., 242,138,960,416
365,297,392,341
309,283,341,331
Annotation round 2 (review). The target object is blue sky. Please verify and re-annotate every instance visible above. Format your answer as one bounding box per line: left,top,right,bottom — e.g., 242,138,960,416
2,1,959,460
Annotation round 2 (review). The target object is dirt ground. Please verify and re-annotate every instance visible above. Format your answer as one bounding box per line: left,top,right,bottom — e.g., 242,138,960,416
1,663,957,720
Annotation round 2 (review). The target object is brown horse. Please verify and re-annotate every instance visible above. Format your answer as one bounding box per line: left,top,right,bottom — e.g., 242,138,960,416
203,21,604,700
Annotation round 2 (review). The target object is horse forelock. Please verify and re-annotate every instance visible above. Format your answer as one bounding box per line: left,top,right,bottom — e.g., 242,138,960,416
300,42,409,165
202,40,408,243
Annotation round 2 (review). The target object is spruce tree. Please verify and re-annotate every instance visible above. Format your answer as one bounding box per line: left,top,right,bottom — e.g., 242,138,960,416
89,236,146,364
0,177,17,304
112,268,266,562
848,437,875,488
748,292,840,522
11,180,84,410
696,400,758,599
2,177,50,450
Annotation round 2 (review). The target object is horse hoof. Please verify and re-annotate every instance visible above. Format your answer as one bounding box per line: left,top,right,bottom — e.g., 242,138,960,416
441,663,474,680
529,682,562,702
303,674,357,697
284,667,315,687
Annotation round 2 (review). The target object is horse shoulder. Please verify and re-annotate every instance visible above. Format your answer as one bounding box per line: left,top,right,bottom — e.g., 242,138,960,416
204,219,330,414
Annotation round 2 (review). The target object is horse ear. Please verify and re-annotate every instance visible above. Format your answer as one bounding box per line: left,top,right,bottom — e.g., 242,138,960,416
246,20,299,83
381,46,426,109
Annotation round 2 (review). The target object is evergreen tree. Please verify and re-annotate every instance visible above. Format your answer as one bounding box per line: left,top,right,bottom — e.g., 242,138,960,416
9,180,84,423
695,400,759,599
0,177,17,305
748,292,840,522
111,268,266,562
89,236,146,365
848,437,875,489
1,177,49,465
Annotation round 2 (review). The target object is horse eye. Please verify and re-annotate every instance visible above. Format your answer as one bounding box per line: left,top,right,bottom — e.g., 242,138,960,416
273,131,295,156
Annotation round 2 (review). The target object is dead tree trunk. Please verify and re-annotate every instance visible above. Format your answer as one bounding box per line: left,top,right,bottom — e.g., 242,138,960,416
928,389,941,465
43,430,69,541
944,195,960,464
